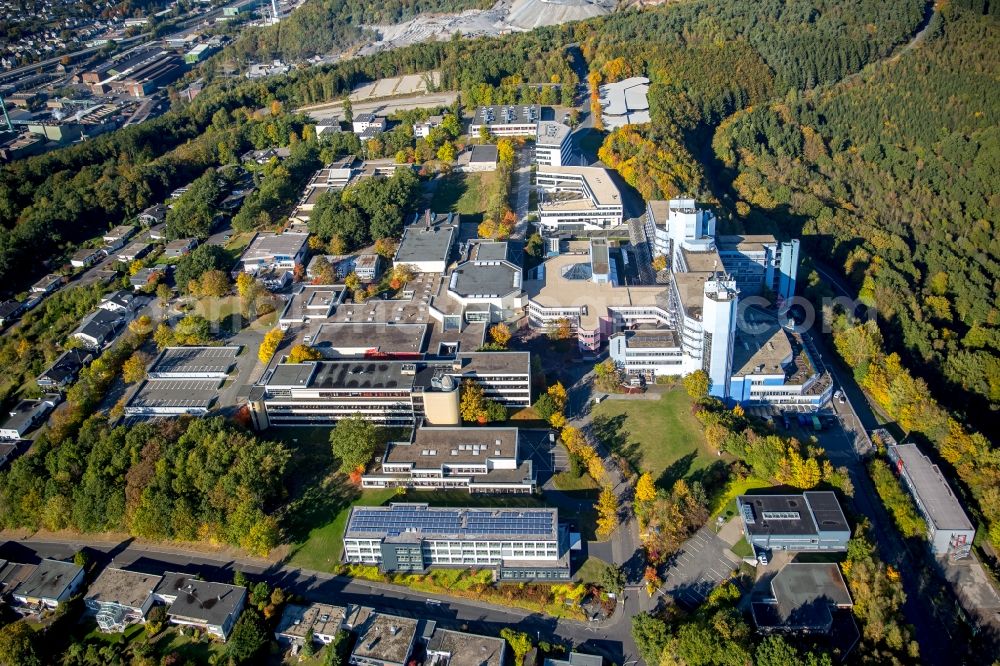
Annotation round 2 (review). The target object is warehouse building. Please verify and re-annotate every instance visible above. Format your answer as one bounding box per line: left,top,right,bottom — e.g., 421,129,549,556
737,491,850,553
887,442,975,559
343,503,571,581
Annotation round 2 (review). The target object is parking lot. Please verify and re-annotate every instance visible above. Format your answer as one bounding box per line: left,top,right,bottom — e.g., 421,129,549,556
659,526,741,610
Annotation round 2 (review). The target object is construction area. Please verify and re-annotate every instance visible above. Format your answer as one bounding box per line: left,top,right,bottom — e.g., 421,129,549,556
356,0,616,56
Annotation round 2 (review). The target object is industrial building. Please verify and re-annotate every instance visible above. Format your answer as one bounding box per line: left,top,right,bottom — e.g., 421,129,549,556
887,442,975,558
535,166,624,231
737,492,851,553
361,426,536,493
469,104,540,137
343,503,571,581
247,352,531,428
125,346,240,418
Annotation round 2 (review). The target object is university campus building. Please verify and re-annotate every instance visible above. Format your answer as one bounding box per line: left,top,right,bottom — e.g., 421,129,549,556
343,503,571,581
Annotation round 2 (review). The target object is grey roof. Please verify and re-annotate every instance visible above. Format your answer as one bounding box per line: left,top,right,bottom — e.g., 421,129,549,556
890,443,974,530
75,308,126,343
157,573,246,626
536,121,571,147
151,346,239,376
85,568,162,609
754,563,853,631
1,399,51,436
276,603,346,640
346,503,559,542
384,427,519,467
0,300,23,319
453,351,530,375
469,144,499,163
545,653,604,666
0,561,37,596
13,559,82,601
348,608,418,666
127,379,221,411
313,322,428,355
472,105,540,127
426,628,506,666
241,232,309,263
449,261,520,299
38,349,92,385
739,492,849,537
31,274,62,291
395,212,458,266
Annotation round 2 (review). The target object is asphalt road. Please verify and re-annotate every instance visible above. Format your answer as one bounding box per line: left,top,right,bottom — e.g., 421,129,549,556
1,538,640,664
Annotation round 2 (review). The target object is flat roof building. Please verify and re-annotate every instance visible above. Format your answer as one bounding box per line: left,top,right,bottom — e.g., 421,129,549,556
275,602,346,646
536,167,623,231
535,121,572,168
346,607,420,666
362,426,535,494
600,76,650,128
85,568,163,633
395,210,459,273
239,232,309,273
279,285,347,329
752,563,856,637
30,273,63,295
148,346,240,379
344,503,570,581
247,352,531,429
426,628,506,666
125,378,223,417
737,491,850,553
887,442,975,558
469,105,540,137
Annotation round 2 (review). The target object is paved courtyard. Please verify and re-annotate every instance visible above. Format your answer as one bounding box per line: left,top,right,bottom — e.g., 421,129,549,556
658,525,741,610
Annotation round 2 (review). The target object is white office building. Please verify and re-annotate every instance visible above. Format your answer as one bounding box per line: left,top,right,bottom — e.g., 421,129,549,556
536,166,624,232
535,121,572,167
469,105,539,137
343,503,570,581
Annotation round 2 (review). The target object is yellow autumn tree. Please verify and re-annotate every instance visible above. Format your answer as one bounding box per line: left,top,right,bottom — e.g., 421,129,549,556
596,484,619,539
258,328,284,364
547,382,568,412
635,472,657,503
489,323,512,348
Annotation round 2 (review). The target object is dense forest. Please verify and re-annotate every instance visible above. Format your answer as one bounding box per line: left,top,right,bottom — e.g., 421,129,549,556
712,4,999,426
220,0,494,64
0,417,288,556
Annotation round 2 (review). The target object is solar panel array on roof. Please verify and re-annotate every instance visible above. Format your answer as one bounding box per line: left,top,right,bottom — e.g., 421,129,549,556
348,506,554,538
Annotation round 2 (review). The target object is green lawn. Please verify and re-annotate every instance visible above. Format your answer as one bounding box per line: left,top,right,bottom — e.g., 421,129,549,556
575,556,611,586
287,488,397,571
552,470,600,492
711,475,770,519
592,390,717,488
429,171,497,224
395,489,550,509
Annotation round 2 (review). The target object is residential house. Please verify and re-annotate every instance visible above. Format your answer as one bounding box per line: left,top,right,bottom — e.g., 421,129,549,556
0,299,23,326
0,441,21,470
275,603,346,648
11,559,85,612
85,568,163,633
71,308,131,350
154,572,248,641
130,266,166,292
425,628,506,666
30,273,63,295
70,247,103,268
0,398,58,440
0,561,38,604
102,225,136,251
117,241,153,264
37,349,93,389
345,607,420,666
138,204,167,226
164,237,197,258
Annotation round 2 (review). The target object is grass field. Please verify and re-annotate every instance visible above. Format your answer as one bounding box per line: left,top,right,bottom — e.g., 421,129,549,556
575,556,611,586
592,390,716,488
429,171,497,224
287,488,397,571
552,470,600,492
